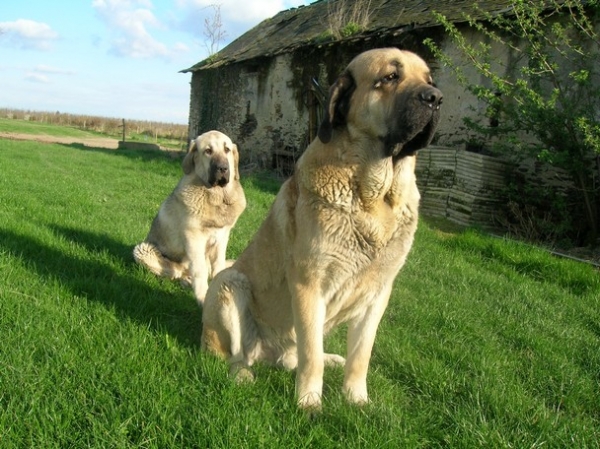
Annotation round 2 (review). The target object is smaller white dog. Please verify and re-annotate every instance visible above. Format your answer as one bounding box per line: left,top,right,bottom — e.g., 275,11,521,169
134,130,246,305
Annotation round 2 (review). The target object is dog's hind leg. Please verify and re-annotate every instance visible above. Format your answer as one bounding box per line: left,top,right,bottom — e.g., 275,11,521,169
201,268,259,382
133,242,189,281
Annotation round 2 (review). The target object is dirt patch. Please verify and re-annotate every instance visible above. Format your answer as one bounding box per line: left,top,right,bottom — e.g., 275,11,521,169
0,131,119,149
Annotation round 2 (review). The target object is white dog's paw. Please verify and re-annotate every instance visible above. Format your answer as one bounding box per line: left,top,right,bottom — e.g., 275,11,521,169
343,386,370,406
297,391,322,413
324,353,346,367
277,352,298,370
193,281,209,307
229,363,255,383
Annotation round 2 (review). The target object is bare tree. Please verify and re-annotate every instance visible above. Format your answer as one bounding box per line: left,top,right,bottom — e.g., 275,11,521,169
203,4,227,56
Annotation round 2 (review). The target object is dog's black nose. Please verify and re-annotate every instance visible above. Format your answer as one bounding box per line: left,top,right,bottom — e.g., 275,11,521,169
420,87,443,109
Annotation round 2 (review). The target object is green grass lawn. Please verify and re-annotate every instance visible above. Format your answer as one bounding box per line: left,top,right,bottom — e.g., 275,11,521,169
0,138,598,448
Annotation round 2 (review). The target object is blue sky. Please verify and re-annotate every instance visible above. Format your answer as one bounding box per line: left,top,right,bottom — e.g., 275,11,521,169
0,0,310,124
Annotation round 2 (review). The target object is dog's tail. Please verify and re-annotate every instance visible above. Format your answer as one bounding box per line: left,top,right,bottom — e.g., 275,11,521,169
133,242,190,285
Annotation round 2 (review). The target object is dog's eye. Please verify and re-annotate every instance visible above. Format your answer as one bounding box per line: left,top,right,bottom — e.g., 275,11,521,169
375,72,398,88
204,147,213,156
224,146,231,154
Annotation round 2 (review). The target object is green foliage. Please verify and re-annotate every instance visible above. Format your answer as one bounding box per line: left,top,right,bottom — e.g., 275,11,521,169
314,30,334,44
339,21,363,37
500,173,576,246
1,138,599,447
203,53,219,65
325,0,372,40
425,0,600,245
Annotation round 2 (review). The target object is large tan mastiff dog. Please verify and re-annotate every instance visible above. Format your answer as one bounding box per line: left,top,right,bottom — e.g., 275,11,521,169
202,48,442,410
134,130,246,305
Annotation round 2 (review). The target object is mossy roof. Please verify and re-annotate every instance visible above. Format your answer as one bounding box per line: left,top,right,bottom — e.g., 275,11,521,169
182,0,516,72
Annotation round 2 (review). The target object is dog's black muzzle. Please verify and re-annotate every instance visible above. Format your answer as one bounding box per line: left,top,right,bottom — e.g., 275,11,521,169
209,160,230,187
419,86,443,111
388,85,443,158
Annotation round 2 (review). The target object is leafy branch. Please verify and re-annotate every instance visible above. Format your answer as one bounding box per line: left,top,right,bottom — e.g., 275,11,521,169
425,0,600,244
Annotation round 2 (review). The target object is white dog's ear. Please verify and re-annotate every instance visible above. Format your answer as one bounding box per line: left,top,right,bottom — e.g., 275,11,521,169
232,144,240,181
318,71,355,144
182,139,197,174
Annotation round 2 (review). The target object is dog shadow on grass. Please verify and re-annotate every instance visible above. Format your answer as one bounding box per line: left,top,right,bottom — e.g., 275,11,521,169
0,225,202,349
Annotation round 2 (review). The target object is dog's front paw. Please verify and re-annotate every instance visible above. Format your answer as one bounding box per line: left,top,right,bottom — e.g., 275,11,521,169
297,391,322,413
343,386,370,406
229,363,255,383
193,280,209,307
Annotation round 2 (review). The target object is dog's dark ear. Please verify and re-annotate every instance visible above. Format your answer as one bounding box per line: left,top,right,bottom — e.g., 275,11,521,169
182,139,196,174
318,71,355,144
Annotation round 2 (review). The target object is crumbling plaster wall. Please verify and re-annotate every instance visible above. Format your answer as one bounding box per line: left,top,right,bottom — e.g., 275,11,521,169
187,27,517,168
430,24,525,149
189,53,316,168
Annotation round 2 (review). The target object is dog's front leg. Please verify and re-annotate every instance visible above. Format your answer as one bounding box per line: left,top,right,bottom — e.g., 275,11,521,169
292,282,326,411
186,233,209,306
210,227,231,278
343,286,391,405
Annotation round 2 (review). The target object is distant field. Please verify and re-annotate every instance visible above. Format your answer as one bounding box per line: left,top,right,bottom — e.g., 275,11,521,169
0,118,186,150
1,137,599,448
0,117,104,138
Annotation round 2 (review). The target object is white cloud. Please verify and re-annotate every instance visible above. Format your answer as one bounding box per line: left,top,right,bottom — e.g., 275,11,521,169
176,0,306,25
25,72,50,83
173,42,190,53
21,65,74,85
0,19,59,51
35,65,75,75
170,0,310,60
174,0,309,55
92,0,174,59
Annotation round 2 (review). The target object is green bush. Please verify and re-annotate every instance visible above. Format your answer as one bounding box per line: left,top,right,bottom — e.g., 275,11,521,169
340,22,363,37
425,0,600,245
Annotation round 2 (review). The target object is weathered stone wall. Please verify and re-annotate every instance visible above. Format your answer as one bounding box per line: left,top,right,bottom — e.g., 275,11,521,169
415,147,511,229
429,24,538,149
189,53,318,169
188,19,598,168
187,32,444,170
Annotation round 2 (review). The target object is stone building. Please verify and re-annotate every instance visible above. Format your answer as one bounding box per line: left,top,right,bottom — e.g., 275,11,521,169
181,0,599,237
181,0,521,169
